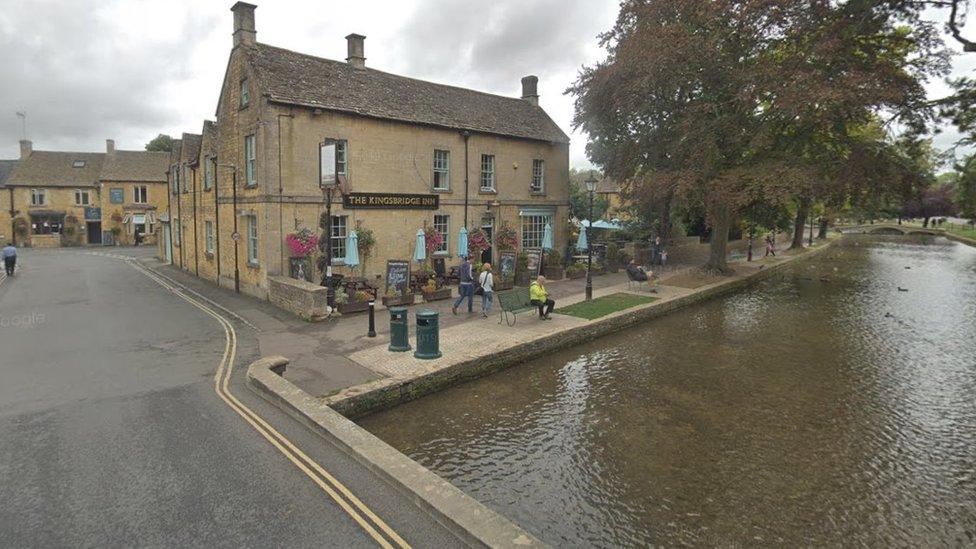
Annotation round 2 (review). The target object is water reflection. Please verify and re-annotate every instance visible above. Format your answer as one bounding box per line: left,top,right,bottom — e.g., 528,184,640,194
360,236,976,547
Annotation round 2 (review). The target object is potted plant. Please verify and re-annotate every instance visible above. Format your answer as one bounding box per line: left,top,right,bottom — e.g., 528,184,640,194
566,263,586,279
605,243,620,273
515,251,530,286
543,249,565,280
355,223,376,277
382,286,415,307
110,226,122,245
336,287,372,314
286,228,319,282
421,278,452,302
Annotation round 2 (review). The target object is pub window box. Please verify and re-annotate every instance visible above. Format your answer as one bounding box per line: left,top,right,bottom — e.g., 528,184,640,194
543,266,565,280
423,287,452,302
337,300,370,314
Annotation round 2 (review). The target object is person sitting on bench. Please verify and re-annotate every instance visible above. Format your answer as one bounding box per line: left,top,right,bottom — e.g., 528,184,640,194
626,260,657,292
529,275,555,320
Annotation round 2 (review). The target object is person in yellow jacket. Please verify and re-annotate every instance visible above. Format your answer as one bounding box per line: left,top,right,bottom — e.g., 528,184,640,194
529,275,555,320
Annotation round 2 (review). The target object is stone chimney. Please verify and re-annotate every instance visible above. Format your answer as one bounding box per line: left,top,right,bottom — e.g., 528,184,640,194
19,139,32,159
346,34,366,69
106,139,115,154
521,75,539,106
231,2,257,47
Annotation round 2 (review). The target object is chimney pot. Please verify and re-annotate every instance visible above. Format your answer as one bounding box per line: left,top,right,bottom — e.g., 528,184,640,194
231,2,257,47
19,139,32,159
106,139,115,154
346,33,366,69
521,75,539,106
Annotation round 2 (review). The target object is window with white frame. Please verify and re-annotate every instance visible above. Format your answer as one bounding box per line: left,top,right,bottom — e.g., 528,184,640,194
246,215,258,265
531,159,545,193
330,215,347,261
133,185,148,204
240,79,250,107
74,189,90,206
480,154,495,191
521,214,552,249
204,156,215,190
30,189,46,206
205,220,215,254
433,214,450,254
244,134,256,187
433,150,450,190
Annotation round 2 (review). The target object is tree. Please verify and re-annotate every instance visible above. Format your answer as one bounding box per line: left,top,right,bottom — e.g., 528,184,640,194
955,155,976,221
568,168,610,221
571,1,946,272
145,134,174,152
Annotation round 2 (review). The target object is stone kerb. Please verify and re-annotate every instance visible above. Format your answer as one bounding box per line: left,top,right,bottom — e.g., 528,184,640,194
246,356,546,549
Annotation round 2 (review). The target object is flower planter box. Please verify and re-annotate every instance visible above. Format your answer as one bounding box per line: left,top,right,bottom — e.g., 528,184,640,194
337,301,370,314
543,266,565,280
515,273,531,287
423,288,453,302
566,269,586,280
382,293,416,307
494,280,515,291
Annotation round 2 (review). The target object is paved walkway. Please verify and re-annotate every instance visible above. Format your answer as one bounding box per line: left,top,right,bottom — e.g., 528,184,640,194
141,236,801,400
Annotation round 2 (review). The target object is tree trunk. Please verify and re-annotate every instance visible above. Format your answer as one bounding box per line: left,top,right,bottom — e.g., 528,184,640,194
703,203,732,274
817,217,828,239
791,197,810,249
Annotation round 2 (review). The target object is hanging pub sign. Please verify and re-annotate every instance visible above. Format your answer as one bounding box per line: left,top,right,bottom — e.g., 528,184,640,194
343,192,439,210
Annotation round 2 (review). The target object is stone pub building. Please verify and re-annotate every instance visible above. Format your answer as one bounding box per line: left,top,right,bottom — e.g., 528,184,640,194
161,2,570,301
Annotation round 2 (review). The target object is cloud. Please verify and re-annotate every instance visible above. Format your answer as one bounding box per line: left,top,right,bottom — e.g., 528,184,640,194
0,0,218,155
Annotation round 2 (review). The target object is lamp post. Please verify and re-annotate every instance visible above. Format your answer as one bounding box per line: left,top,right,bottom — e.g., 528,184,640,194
585,171,597,301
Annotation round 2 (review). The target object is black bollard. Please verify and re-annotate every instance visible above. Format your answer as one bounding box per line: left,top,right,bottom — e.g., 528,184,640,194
367,300,376,337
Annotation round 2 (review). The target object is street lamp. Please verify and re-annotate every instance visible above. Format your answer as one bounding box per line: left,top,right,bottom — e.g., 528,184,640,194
585,171,598,301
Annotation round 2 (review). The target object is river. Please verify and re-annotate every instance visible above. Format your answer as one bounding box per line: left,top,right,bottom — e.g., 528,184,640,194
359,235,976,547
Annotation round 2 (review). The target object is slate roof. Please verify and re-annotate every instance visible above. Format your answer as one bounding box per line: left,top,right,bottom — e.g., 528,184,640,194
5,152,105,188
247,43,570,144
168,139,182,170
200,121,217,157
181,133,202,165
0,159,18,188
100,150,169,182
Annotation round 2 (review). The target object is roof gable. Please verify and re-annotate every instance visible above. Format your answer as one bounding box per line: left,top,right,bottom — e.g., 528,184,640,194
0,159,18,188
101,150,169,182
248,43,569,144
6,151,105,188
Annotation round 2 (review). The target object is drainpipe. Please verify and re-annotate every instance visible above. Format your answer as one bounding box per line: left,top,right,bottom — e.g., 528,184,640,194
215,165,221,283
193,167,199,276
232,168,240,294
277,112,293,276
462,130,470,229
8,188,15,247
176,165,184,269
166,174,174,264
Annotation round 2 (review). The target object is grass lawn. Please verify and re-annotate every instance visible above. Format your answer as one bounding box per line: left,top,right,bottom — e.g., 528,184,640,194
556,292,658,320
945,224,976,241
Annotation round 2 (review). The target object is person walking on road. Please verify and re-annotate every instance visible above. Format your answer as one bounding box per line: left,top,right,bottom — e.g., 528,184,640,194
478,263,494,318
452,255,474,315
529,275,555,320
2,242,16,276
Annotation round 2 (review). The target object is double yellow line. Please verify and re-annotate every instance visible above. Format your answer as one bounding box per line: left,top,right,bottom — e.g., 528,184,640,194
128,261,410,548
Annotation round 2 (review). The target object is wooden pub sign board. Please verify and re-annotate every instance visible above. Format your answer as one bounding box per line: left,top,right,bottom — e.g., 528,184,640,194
343,192,439,210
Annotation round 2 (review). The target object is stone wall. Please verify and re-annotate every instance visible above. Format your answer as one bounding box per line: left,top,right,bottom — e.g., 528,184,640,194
268,275,330,321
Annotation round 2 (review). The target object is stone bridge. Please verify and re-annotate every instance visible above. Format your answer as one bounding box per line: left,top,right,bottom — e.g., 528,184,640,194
841,223,943,236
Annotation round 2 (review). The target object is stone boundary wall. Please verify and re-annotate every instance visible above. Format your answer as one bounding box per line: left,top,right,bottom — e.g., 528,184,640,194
328,240,838,419
246,357,545,549
268,276,329,322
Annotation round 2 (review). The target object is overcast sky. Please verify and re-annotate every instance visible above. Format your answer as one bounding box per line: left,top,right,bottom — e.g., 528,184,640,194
0,0,973,169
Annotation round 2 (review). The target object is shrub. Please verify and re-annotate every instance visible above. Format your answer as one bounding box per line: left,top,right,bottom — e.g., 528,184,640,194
547,249,563,267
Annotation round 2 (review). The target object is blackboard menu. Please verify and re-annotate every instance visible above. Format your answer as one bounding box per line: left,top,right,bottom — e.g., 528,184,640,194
499,251,516,282
385,259,411,296
524,248,542,277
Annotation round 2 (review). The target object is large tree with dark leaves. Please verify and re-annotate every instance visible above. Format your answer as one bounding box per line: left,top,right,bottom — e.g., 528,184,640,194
570,0,947,271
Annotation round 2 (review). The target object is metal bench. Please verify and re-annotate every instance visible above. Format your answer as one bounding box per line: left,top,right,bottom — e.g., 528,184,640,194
497,288,537,326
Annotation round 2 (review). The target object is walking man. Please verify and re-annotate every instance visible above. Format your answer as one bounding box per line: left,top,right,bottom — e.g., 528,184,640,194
2,242,17,276
452,255,474,315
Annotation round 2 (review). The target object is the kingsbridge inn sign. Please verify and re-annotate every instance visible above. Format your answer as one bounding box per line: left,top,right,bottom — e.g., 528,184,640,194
342,192,439,210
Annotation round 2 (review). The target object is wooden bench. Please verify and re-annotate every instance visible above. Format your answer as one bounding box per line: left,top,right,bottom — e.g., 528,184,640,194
496,288,537,326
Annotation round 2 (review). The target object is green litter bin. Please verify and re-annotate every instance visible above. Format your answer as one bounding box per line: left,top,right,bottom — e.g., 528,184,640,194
413,309,442,360
388,307,411,352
